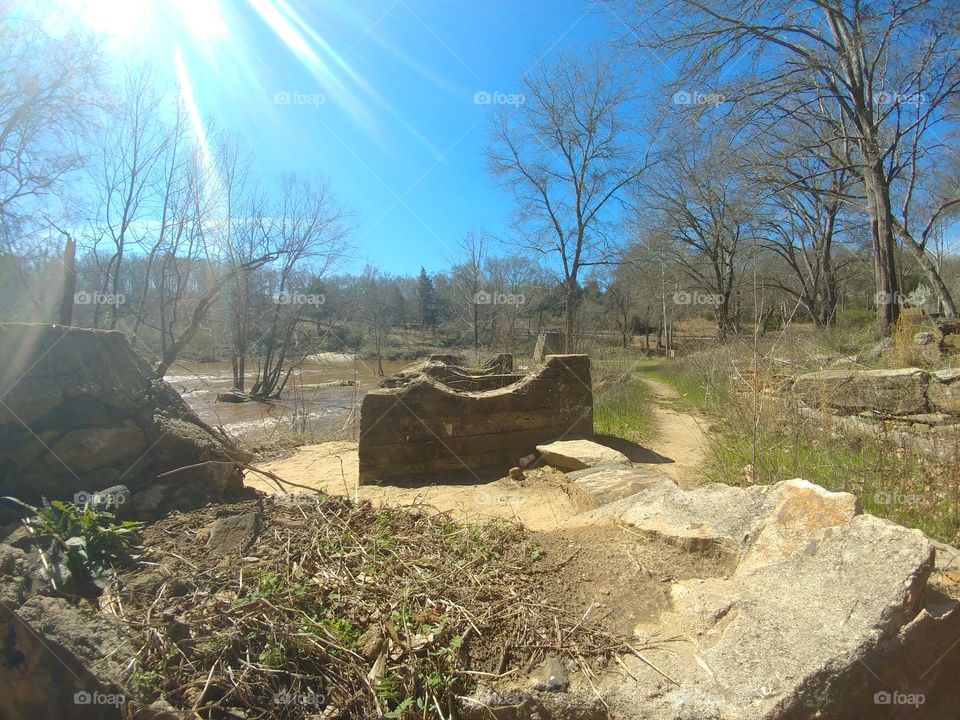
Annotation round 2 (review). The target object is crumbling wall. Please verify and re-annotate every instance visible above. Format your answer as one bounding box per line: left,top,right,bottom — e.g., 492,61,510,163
381,353,521,392
791,366,960,419
359,354,592,484
789,366,960,461
792,367,931,416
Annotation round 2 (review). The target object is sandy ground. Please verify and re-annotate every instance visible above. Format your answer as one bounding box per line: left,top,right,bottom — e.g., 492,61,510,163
250,441,586,531
249,377,710,531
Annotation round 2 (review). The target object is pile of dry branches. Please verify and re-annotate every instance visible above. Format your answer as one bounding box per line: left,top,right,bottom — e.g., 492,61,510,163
108,494,660,719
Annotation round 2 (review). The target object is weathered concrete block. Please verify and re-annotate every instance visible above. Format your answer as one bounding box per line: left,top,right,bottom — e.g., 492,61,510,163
541,478,960,719
536,439,630,471
928,368,960,414
792,367,928,415
533,331,565,361
566,465,666,506
0,324,248,519
206,512,263,557
358,355,592,484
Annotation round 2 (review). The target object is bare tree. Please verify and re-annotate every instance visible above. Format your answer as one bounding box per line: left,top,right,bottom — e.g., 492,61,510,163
88,69,169,329
451,230,489,360
487,50,650,351
123,125,276,379
621,0,960,327
756,132,861,326
128,101,193,348
892,113,960,314
212,136,268,391
356,266,392,377
250,175,349,399
487,253,542,352
0,1,100,251
644,129,759,339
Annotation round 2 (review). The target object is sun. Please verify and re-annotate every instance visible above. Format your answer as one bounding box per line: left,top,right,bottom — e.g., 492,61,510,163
58,0,152,41
53,0,226,46
170,0,227,43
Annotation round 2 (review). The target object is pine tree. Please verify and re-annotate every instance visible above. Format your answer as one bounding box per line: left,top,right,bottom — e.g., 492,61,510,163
416,267,437,330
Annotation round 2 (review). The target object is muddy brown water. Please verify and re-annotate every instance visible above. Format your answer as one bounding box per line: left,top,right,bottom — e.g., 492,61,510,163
165,356,410,443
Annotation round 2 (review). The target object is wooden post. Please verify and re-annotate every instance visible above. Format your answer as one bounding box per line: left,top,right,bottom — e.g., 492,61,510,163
58,237,77,326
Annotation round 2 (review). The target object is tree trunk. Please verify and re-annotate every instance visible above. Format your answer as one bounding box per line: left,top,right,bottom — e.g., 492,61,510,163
564,280,575,353
57,238,76,326
900,231,958,317
473,299,479,353
865,162,900,331
232,355,247,392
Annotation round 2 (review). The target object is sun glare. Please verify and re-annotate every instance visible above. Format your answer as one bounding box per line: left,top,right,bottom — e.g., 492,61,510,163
171,0,227,43
56,0,225,45
62,0,153,41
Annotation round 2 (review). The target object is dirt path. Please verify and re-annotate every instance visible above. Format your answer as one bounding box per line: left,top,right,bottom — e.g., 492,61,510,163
637,375,710,488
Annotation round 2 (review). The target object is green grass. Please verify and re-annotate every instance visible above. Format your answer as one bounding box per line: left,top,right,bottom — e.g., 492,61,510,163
708,417,960,541
593,376,655,444
639,353,960,544
635,358,715,410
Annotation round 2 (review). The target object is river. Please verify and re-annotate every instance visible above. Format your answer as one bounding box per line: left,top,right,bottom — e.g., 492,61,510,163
164,354,410,444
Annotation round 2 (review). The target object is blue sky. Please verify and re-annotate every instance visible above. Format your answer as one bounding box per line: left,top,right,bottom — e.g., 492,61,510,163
61,0,623,275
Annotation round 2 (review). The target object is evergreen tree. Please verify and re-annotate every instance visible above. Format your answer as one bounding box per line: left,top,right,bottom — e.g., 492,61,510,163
416,266,438,329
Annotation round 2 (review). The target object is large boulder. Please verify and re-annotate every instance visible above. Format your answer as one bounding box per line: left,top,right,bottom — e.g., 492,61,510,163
792,367,929,415
464,479,960,718
0,323,248,519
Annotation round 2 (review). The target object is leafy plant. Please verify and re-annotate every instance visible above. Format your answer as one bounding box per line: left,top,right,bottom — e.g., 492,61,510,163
258,642,285,669
3,496,143,590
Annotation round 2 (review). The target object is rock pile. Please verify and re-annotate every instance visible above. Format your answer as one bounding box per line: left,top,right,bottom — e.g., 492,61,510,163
465,478,960,719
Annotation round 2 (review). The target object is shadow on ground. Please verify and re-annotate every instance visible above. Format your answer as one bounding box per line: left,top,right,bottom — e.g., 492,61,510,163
594,434,674,464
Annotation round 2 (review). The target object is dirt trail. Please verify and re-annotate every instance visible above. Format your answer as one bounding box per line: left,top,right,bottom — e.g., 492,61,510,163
638,375,710,488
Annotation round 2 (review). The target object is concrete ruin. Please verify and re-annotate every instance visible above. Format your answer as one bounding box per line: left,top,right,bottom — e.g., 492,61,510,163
0,323,248,520
461,478,960,719
533,330,565,361
358,354,592,484
788,366,960,460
